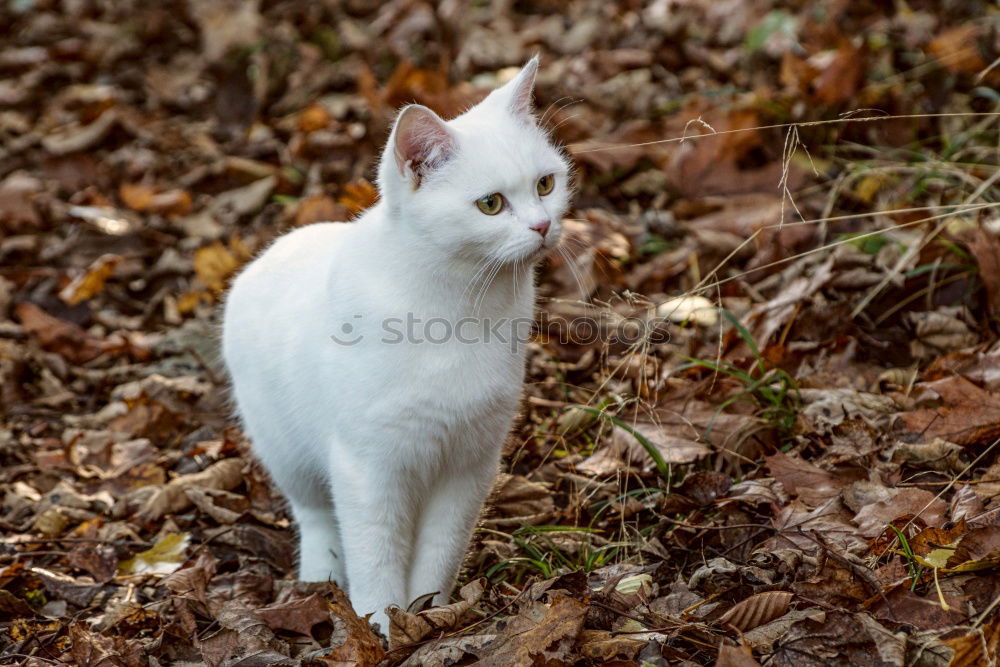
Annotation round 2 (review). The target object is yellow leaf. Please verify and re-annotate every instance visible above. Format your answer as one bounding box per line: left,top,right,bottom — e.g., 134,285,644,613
914,546,957,569
118,532,190,575
194,241,240,291
59,253,123,305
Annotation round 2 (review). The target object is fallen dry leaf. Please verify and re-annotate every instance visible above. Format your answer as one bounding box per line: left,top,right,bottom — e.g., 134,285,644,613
389,578,484,649
718,591,794,632
136,458,245,524
59,254,123,305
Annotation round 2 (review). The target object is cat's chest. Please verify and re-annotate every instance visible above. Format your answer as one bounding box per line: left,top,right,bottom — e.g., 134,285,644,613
350,336,525,435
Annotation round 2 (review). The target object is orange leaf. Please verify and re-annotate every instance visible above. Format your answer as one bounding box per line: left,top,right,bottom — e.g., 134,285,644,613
297,103,331,132
338,179,378,216
928,25,987,76
295,194,347,226
59,253,123,305
119,182,157,211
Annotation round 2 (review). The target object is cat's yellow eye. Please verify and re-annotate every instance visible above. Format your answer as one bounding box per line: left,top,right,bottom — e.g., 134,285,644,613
476,193,504,215
536,173,555,196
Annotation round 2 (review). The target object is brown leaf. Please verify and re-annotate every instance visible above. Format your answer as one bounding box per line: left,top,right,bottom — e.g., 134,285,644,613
718,591,794,632
297,103,332,132
136,458,245,524
619,422,711,466
295,194,348,226
769,611,905,666
478,593,588,666
0,172,42,231
120,183,192,217
870,588,966,631
14,302,119,363
766,451,845,507
389,578,484,649
895,376,1000,447
927,25,987,76
810,43,865,105
665,109,796,199
907,309,979,359
577,629,646,660
0,589,35,619
485,474,555,527
942,616,1000,667
119,182,156,211
853,488,948,539
910,520,968,558
715,642,762,667
42,109,120,155
325,583,387,666
256,592,332,639
160,549,218,608
30,567,102,607
968,226,1000,317
69,622,146,666
67,543,118,584
946,525,1000,571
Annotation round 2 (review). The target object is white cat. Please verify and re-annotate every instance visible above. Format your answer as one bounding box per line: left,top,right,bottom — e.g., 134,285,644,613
222,58,570,632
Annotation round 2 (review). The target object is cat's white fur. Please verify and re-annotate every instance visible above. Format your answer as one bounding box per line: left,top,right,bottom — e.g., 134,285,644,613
222,58,570,631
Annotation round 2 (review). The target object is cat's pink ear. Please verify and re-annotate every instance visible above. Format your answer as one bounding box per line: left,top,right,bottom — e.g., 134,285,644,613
504,56,539,117
391,105,456,187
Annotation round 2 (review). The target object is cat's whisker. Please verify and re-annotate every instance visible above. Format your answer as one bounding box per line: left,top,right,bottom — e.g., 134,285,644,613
461,255,500,309
540,96,582,129
556,245,591,301
548,113,582,135
472,257,503,318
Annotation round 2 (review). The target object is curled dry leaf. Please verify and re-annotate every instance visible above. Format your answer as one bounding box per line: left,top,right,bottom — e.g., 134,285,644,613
718,591,794,632
388,578,485,649
59,254,123,305
136,457,245,524
907,309,979,359
14,302,120,363
946,526,1000,572
325,583,387,666
941,616,1000,667
485,474,555,527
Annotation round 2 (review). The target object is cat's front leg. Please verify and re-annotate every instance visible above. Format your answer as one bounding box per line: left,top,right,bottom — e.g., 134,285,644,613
407,448,500,606
329,454,414,633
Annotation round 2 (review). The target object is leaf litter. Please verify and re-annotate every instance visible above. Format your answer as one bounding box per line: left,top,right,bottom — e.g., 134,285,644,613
2,0,1000,665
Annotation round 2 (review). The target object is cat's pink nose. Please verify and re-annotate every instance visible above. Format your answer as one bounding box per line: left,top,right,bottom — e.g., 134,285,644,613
530,219,551,238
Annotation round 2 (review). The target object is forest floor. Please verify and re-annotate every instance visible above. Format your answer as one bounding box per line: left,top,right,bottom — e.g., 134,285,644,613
2,1,1000,665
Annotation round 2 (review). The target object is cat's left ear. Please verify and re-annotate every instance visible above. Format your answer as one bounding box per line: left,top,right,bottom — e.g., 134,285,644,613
388,104,456,188
500,56,539,118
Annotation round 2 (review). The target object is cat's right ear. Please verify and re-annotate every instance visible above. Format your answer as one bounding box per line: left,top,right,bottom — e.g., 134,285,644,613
387,105,456,189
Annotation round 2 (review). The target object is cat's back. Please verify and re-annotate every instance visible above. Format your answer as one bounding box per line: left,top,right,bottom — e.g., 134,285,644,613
222,221,353,369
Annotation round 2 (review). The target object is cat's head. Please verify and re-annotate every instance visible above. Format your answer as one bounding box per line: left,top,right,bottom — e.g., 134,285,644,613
376,57,571,265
